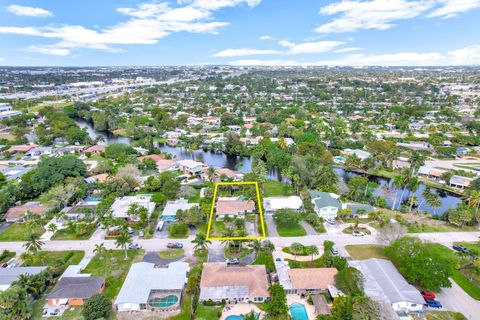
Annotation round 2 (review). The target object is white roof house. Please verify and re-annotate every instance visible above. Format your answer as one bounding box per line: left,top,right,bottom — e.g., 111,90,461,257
449,175,474,189
349,258,424,315
110,194,156,220
344,149,372,160
161,198,199,221
263,196,303,214
177,159,203,175
115,262,189,312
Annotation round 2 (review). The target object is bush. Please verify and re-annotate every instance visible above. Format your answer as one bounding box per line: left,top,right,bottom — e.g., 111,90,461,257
167,223,189,237
203,299,216,306
82,294,112,320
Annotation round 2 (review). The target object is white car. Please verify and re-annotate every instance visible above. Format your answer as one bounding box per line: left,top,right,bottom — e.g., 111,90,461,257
352,230,366,237
325,218,336,225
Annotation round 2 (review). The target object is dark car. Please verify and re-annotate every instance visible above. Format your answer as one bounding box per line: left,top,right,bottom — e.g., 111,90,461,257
226,258,239,265
424,298,442,309
452,244,468,253
167,242,183,249
421,291,436,299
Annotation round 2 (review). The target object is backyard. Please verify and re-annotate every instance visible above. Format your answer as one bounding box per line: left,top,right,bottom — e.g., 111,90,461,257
264,180,293,197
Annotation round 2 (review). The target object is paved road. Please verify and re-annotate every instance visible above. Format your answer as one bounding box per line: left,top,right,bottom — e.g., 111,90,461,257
437,279,480,320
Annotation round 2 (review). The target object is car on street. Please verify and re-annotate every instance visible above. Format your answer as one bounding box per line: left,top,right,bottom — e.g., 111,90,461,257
421,291,436,300
167,242,183,249
128,243,142,250
452,244,468,253
424,298,442,309
226,258,239,265
331,245,339,256
325,218,336,225
352,230,366,236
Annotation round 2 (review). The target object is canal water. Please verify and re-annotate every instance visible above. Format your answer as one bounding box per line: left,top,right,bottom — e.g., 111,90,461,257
78,119,462,216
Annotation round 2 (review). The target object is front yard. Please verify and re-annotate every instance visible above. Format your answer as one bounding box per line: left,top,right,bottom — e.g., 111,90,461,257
345,244,387,260
51,225,97,240
0,223,45,241
82,249,144,299
276,222,306,237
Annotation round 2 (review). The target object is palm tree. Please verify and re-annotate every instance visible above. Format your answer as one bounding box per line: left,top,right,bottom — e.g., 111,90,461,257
248,239,262,257
316,165,338,187
207,167,216,182
407,177,420,212
465,190,480,219
47,223,57,234
115,233,132,260
417,186,433,212
262,239,275,254
94,243,106,256
306,245,319,261
409,151,425,175
426,192,442,216
23,233,44,255
221,229,235,253
290,242,303,260
241,311,257,320
192,233,211,252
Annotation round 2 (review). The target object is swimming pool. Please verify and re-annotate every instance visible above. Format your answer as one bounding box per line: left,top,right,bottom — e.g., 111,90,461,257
225,316,243,320
84,197,100,203
290,303,309,320
148,295,179,308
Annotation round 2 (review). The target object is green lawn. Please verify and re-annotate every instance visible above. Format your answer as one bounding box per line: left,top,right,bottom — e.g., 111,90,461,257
82,249,144,299
342,226,371,235
253,251,275,272
282,246,310,256
407,224,477,233
51,226,96,240
0,250,15,264
425,311,467,320
195,305,222,320
276,222,306,237
169,293,193,320
264,180,293,197
159,248,184,259
287,257,326,269
22,250,85,267
208,220,227,238
0,223,45,241
345,244,387,260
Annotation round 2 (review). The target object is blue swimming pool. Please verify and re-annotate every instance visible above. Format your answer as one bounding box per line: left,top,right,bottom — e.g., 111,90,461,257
84,197,100,203
290,303,309,320
225,316,243,320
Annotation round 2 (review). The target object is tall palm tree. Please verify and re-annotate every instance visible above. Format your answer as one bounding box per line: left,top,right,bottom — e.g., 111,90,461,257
316,165,338,187
407,177,420,212
94,243,106,256
47,223,57,234
248,239,262,257
426,192,442,216
241,311,257,320
221,229,235,253
409,151,425,176
417,186,433,212
207,167,216,183
465,190,480,219
306,245,319,261
290,242,303,260
115,233,132,260
23,233,44,255
191,233,211,252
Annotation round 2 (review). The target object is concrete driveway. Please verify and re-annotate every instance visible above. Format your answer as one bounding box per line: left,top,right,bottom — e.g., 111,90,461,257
208,242,226,262
264,215,279,237
436,279,480,320
0,222,13,234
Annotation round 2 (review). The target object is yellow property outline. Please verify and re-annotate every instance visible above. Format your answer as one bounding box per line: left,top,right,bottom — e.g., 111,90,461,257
206,181,266,241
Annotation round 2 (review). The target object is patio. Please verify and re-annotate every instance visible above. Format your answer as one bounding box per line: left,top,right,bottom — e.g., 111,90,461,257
220,303,263,320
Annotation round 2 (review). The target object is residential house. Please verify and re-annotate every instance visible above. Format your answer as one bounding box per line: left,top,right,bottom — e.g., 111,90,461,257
0,267,47,291
215,197,255,220
212,168,243,182
177,160,203,176
450,175,474,189
6,144,38,154
263,196,303,215
161,198,199,221
137,154,163,163
83,145,105,155
397,141,433,151
456,147,469,157
417,166,445,181
350,258,424,315
47,276,105,307
110,194,156,221
344,203,375,218
309,190,342,220
115,262,189,312
60,202,97,221
199,263,269,303
343,149,372,160
156,159,179,173
4,202,51,222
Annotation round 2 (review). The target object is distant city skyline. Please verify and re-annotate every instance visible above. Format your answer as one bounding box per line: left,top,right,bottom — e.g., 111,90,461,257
0,0,479,66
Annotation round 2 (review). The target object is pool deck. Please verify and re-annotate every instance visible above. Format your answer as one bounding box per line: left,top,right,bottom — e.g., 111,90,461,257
220,303,263,320
287,295,316,320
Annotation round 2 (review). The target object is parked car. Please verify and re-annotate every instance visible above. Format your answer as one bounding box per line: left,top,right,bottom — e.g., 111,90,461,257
352,230,366,236
167,242,183,249
325,218,336,225
128,243,142,250
138,230,144,238
421,291,436,299
226,258,239,265
452,244,468,253
331,245,339,256
127,227,134,234
424,298,442,309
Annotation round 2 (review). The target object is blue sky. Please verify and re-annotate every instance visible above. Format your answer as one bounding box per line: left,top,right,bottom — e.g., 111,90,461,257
0,0,479,66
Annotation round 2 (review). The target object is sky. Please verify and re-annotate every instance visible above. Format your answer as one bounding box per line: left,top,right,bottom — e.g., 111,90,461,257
0,0,479,66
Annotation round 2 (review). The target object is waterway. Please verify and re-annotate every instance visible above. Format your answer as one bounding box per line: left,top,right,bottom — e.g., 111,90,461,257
77,119,462,216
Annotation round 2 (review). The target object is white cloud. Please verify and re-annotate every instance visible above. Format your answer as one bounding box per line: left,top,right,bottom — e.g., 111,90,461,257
428,0,480,18
214,48,281,57
6,4,52,17
316,0,434,33
228,59,298,66
279,40,345,54
334,47,362,53
316,52,446,65
0,0,261,56
448,45,480,64
259,35,272,40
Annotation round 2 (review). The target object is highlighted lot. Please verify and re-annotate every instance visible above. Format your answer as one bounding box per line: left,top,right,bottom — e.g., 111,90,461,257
206,181,266,241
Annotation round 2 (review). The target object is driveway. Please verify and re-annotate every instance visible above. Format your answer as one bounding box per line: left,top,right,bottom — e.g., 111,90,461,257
299,221,317,235
436,279,480,320
0,222,13,234
323,221,342,234
245,220,259,237
264,215,279,237
208,242,226,262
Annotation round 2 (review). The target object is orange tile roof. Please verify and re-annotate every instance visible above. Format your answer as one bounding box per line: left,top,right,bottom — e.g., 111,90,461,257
288,268,337,290
216,199,255,216
137,154,163,162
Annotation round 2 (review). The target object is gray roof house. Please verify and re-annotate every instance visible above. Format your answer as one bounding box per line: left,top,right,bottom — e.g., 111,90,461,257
450,175,474,189
0,266,47,291
115,261,189,312
161,198,199,221
46,276,105,306
349,258,424,316
310,190,342,220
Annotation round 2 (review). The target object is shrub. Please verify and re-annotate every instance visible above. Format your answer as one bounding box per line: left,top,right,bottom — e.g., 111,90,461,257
82,294,112,320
